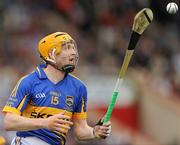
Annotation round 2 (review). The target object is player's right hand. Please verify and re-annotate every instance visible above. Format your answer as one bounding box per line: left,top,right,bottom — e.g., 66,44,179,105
93,119,111,139
44,110,73,134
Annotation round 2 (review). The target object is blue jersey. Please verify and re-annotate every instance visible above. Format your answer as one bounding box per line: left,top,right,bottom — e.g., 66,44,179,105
3,64,87,145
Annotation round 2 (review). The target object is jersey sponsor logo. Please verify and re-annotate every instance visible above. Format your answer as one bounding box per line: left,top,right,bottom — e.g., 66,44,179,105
66,96,74,107
30,111,53,118
35,93,46,98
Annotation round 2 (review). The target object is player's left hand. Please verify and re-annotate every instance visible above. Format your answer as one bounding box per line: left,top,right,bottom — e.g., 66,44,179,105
93,120,111,139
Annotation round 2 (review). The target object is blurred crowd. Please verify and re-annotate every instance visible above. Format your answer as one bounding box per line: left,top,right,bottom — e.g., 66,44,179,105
0,0,180,145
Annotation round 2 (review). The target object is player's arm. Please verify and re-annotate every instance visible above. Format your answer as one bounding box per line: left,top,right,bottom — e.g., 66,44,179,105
73,85,111,140
73,118,111,140
3,111,73,133
3,112,45,131
2,75,45,131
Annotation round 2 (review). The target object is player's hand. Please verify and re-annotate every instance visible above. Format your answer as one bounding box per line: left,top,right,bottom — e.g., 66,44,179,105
93,119,111,139
44,110,73,134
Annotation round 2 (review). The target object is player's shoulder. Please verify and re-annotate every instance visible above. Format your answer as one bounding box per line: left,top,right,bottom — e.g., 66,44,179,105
18,71,37,84
68,73,87,87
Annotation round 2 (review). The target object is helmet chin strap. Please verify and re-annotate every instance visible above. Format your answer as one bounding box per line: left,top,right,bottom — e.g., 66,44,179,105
48,60,75,73
60,64,75,73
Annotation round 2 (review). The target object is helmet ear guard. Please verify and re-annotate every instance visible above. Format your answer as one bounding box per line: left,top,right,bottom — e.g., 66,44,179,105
46,48,56,64
39,48,56,64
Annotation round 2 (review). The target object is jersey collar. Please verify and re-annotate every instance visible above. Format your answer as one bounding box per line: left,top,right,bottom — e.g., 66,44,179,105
35,64,47,79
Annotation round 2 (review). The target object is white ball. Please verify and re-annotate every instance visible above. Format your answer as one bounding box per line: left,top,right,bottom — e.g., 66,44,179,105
166,2,178,14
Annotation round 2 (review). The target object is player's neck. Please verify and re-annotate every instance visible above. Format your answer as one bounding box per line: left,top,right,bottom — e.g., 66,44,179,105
44,65,65,84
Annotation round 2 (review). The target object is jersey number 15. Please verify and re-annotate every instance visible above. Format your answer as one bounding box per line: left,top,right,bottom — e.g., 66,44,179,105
51,96,59,105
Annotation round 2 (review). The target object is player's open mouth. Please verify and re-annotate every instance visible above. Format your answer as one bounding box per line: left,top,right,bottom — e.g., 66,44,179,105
69,58,73,61
69,58,76,64
69,56,78,65
69,58,74,63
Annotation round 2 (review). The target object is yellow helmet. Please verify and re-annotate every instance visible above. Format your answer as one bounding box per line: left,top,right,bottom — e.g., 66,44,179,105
38,32,75,61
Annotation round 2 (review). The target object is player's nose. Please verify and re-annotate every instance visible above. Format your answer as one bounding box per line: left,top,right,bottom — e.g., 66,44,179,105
70,48,77,56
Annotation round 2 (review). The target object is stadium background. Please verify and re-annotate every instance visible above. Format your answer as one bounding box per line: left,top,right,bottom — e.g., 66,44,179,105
0,0,180,145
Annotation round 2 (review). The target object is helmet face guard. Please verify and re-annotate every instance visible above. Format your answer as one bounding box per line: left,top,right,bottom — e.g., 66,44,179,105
57,40,79,73
38,32,79,73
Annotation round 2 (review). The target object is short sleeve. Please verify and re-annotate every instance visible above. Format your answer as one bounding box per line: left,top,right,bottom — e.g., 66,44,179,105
73,85,87,120
2,75,31,115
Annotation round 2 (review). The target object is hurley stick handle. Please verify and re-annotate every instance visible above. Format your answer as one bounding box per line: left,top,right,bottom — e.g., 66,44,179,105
103,91,119,124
